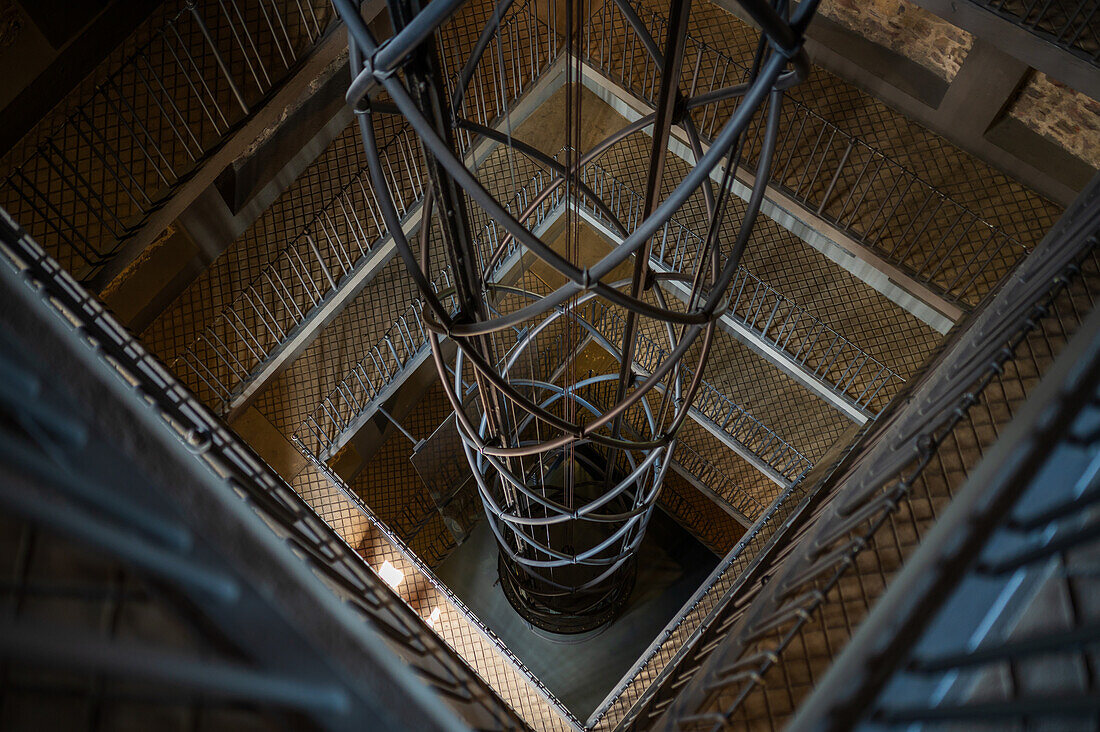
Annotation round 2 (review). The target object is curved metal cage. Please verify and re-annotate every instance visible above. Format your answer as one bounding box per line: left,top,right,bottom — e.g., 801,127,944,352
334,0,819,632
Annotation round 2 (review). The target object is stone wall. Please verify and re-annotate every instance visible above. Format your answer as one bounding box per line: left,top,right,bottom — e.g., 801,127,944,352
1007,72,1100,169
818,0,973,81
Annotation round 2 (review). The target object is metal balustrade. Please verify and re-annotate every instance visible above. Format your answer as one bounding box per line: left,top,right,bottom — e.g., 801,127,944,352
175,126,427,412
438,0,565,156
788,264,1100,730
293,169,569,460
294,158,813,484
582,298,812,484
581,1,1028,307
298,452,585,731
0,206,528,731
295,268,457,460
175,0,565,416
673,442,766,523
569,378,754,547
586,440,851,730
579,162,905,418
627,173,1100,732
296,253,812,486
973,0,1100,64
0,0,333,282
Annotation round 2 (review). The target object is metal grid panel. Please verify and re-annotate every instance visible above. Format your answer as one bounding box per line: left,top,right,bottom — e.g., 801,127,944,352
579,161,908,418
576,121,941,395
659,469,748,555
292,154,563,459
671,0,1064,248
0,514,285,731
0,206,530,732
344,379,463,567
582,0,1063,306
972,0,1099,63
0,0,333,282
629,185,1100,731
787,240,1100,731
142,121,378,367
170,119,428,411
292,462,581,732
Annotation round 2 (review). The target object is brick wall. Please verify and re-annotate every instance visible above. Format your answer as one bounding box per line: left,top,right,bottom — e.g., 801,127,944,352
1007,71,1100,169
818,0,973,81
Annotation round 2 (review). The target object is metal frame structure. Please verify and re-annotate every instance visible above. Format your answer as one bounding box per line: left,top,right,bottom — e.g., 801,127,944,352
580,0,1029,309
333,0,821,633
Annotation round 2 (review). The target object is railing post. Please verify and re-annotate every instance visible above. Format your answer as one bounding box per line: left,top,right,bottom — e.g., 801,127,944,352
187,0,251,115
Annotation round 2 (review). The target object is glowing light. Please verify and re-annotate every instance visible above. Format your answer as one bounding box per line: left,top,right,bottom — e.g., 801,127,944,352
378,560,404,589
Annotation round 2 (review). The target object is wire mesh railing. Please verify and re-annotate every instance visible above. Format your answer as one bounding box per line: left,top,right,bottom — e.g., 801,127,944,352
298,451,586,731
789,266,1100,730
175,0,566,416
582,298,813,484
174,126,426,412
0,0,334,282
622,175,1100,732
586,436,856,730
293,169,569,460
579,162,905,417
295,268,457,460
581,0,1029,307
0,204,529,731
973,0,1099,63
438,0,566,156
673,442,766,523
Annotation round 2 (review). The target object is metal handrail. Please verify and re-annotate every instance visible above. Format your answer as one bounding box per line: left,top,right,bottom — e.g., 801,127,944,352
295,267,456,459
581,0,1030,307
628,174,1100,732
579,162,905,417
673,442,766,521
0,0,333,281
175,126,426,412
788,247,1100,729
0,205,526,731
298,448,586,731
972,0,1099,63
582,297,813,483
176,0,565,415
